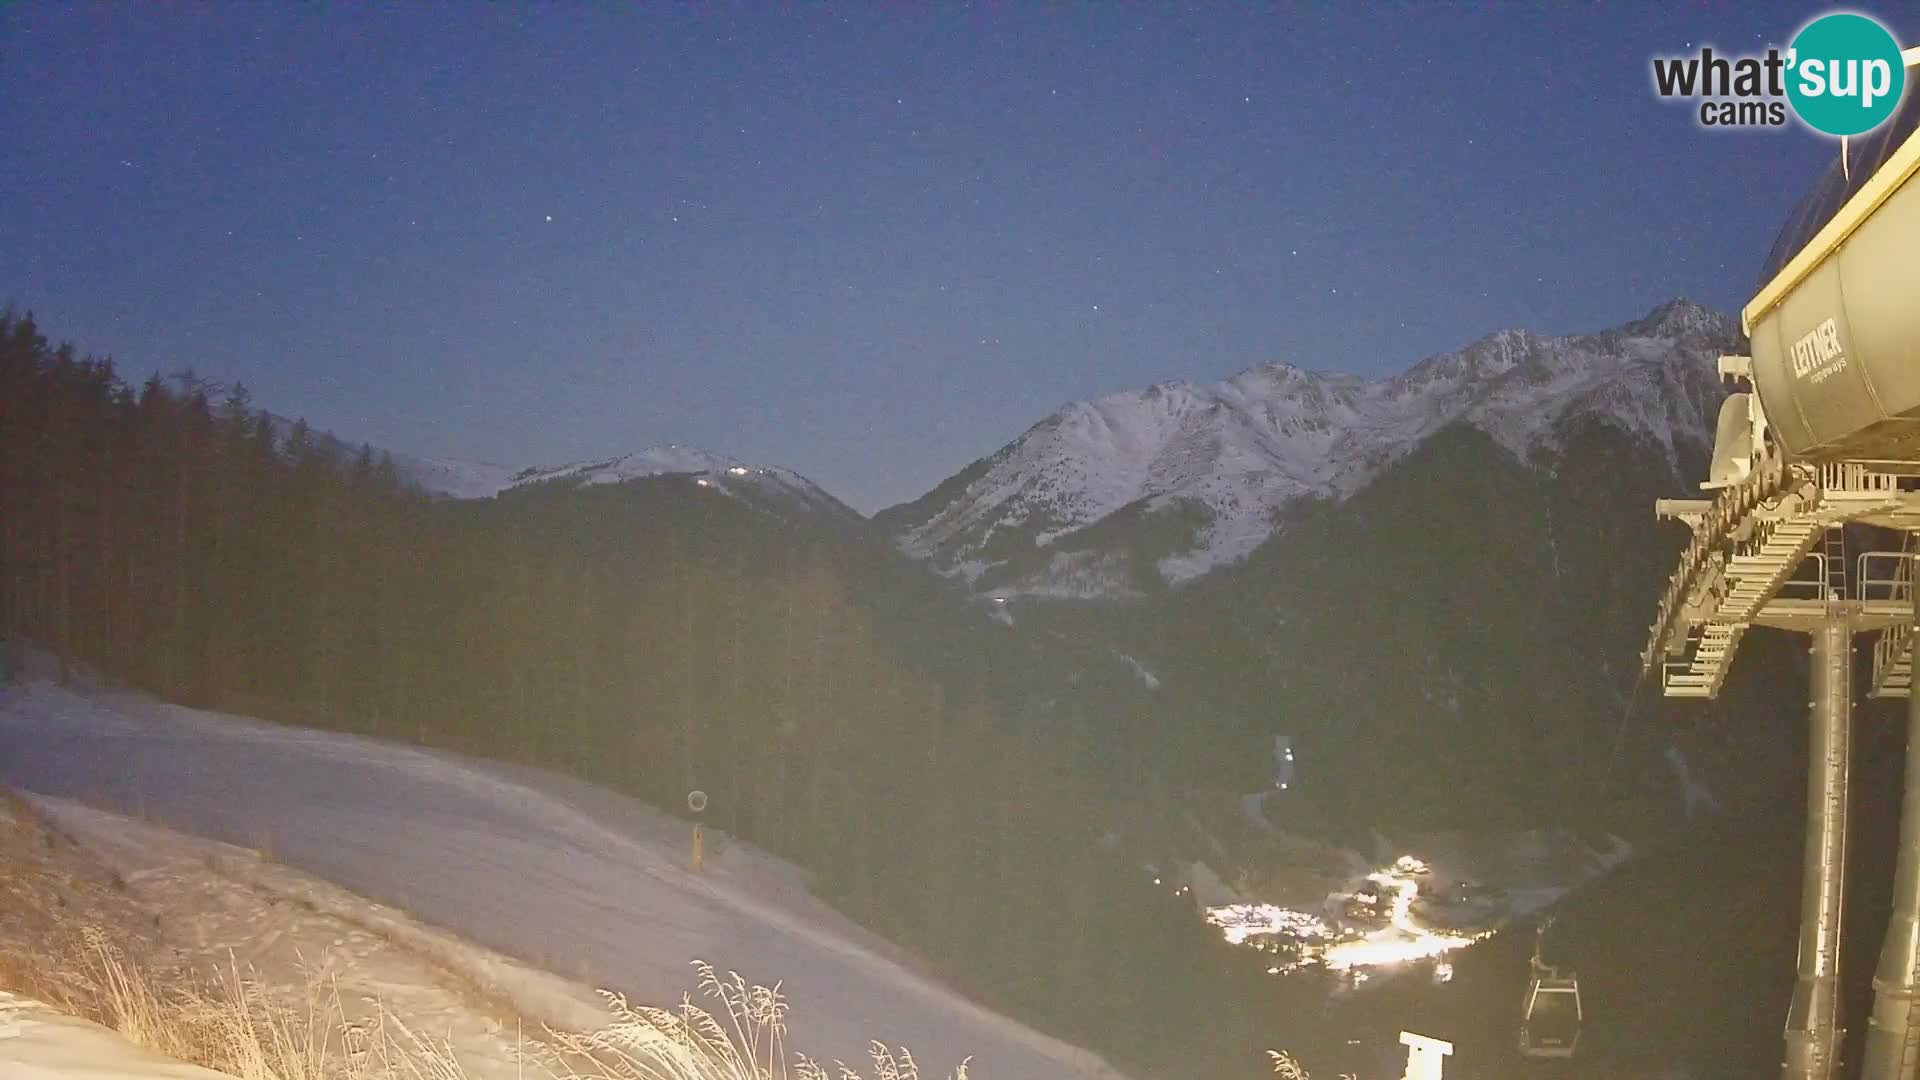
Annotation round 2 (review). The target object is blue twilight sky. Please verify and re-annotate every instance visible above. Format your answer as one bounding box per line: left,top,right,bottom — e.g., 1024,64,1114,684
2,4,1911,511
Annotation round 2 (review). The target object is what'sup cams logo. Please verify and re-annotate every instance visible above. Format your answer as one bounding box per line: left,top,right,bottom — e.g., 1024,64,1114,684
1652,11,1908,135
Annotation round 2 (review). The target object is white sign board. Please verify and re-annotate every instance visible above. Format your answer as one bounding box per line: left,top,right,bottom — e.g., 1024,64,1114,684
1399,1031,1453,1080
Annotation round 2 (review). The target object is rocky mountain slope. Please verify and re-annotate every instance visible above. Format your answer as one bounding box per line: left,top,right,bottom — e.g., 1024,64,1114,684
878,299,1734,598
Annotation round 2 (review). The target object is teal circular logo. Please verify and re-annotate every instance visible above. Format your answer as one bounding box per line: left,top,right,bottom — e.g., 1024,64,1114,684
1787,13,1906,136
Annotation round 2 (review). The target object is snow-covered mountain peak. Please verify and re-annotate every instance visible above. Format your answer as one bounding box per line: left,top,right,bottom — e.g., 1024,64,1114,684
1620,297,1724,339
400,443,853,519
259,430,851,522
255,407,852,521
880,300,1736,598
510,444,772,488
1229,358,1349,385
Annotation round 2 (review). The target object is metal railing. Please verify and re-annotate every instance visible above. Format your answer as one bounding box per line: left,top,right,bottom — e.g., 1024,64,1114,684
1820,462,1902,495
1859,550,1916,604
1777,554,1831,601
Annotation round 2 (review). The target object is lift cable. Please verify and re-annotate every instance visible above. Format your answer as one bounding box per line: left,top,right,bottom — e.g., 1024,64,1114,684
1590,665,1651,817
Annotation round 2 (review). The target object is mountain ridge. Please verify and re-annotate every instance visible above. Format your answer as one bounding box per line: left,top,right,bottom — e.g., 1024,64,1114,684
259,414,861,524
876,298,1737,598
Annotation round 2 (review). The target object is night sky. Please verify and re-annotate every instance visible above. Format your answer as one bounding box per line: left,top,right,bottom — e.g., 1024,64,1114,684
4,5,1911,511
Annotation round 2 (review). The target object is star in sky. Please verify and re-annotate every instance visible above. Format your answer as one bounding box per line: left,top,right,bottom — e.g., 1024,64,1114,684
0,3,1890,512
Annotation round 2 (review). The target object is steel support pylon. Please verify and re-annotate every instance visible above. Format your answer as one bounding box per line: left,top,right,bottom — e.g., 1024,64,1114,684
1865,578,1920,1080
1785,612,1853,1080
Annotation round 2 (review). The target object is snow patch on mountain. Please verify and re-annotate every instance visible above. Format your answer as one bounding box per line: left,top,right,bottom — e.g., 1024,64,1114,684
888,300,1732,596
1002,550,1145,600
503,445,826,501
389,455,522,500
376,444,852,520
1114,652,1162,690
257,412,846,518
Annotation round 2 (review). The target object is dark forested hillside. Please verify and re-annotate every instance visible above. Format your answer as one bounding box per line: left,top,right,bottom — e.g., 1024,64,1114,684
0,310,1295,1078
1009,415,1805,841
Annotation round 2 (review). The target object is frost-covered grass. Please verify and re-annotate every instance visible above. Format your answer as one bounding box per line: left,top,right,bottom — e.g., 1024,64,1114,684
6,934,965,1080
545,962,969,1080
1265,1051,1308,1078
1265,1048,1352,1080
8,926,460,1080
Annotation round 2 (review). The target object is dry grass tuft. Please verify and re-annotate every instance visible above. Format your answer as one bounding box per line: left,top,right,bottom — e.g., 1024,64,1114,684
12,936,966,1080
0,795,970,1080
542,960,968,1080
1266,1048,1356,1080
0,925,473,1080
75,928,368,1079
1266,1049,1309,1078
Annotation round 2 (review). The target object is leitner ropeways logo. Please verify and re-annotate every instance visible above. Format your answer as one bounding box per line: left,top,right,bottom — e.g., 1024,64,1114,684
1651,11,1907,135
1791,317,1848,384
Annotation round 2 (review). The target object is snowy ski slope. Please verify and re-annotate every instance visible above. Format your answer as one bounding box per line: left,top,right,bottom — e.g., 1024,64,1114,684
0,678,1126,1079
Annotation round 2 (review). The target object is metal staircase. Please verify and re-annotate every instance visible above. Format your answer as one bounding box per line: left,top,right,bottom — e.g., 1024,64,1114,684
1641,455,1800,678
1869,532,1920,698
1648,456,1920,700
1664,623,1744,699
1875,625,1913,698
1718,519,1827,620
1662,517,1827,698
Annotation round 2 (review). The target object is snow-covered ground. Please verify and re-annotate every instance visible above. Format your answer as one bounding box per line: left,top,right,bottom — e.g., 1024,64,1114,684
0,791,539,1080
27,794,571,1068
1196,830,1632,982
385,453,522,500
0,991,233,1080
0,677,1127,1079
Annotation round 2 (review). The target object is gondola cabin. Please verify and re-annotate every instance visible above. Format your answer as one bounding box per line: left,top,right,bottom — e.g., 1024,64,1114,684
1519,970,1583,1060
